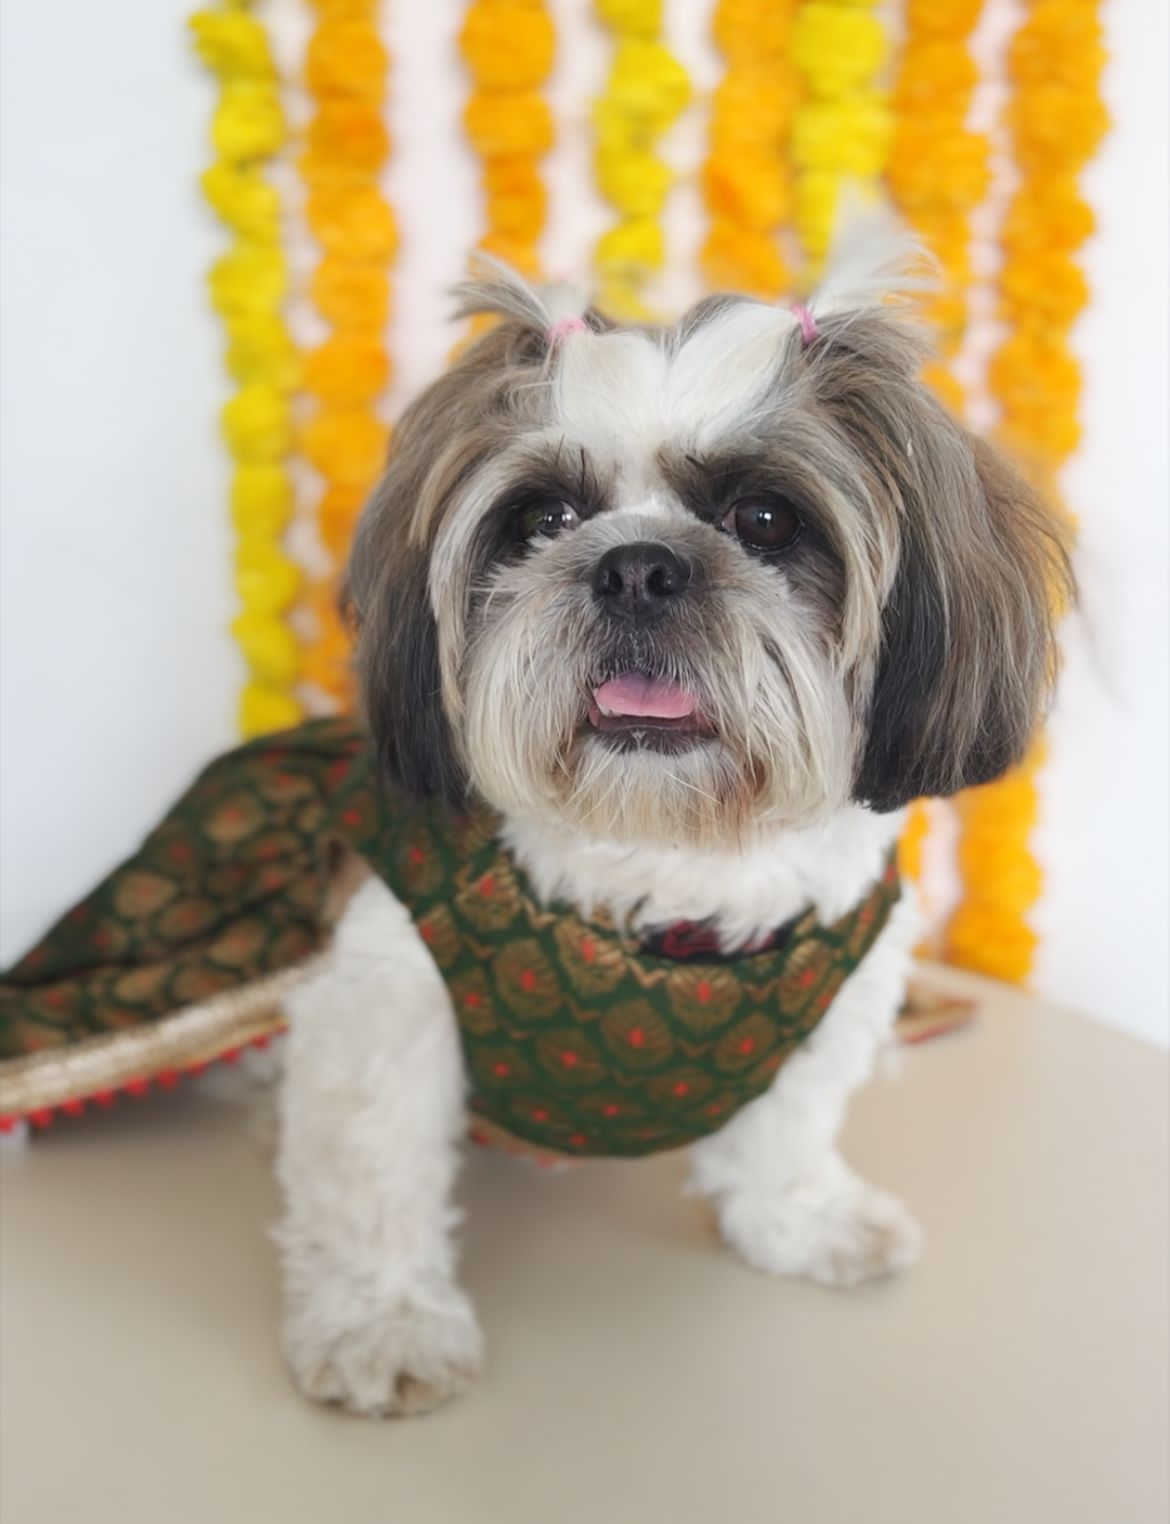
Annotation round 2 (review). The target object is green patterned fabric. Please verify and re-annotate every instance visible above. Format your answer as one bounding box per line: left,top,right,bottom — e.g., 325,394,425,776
0,718,900,1156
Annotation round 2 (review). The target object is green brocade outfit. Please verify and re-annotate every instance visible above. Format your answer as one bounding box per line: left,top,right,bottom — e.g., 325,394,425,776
0,718,900,1157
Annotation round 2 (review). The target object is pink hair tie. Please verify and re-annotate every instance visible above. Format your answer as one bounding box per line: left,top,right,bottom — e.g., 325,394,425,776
546,316,588,344
791,303,818,345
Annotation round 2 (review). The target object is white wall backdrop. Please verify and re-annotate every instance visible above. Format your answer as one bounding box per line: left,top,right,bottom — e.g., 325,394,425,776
2,0,1167,1044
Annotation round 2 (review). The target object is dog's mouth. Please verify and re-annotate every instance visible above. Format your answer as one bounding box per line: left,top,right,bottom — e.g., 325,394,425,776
585,672,714,752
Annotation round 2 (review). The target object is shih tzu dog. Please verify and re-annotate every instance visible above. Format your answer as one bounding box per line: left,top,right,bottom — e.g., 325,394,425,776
274,230,1070,1417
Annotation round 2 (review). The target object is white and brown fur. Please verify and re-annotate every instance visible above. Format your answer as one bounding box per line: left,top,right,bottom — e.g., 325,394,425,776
275,228,1071,1416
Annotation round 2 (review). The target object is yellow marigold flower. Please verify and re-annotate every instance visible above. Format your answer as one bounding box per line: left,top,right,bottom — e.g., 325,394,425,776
306,18,388,102
310,258,390,331
700,222,787,299
484,156,546,242
189,12,275,81
604,40,690,130
791,5,886,101
300,408,390,489
306,185,398,260
235,539,302,616
211,80,285,162
594,218,665,278
225,315,301,391
318,484,366,559
459,2,555,92
303,333,391,407
231,465,294,540
239,681,302,739
200,162,280,241
464,91,553,158
594,143,671,219
597,0,662,38
222,385,293,463
791,98,892,175
306,99,389,176
702,148,788,233
232,610,302,687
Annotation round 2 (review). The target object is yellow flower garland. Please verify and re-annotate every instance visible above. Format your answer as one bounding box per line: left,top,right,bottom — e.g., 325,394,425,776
886,0,990,887
591,0,690,319
460,0,555,281
946,0,1107,983
190,3,305,738
701,0,798,299
298,0,396,709
789,0,893,273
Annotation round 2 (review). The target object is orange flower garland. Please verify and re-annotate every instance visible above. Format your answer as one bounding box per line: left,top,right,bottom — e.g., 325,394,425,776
459,0,556,281
190,3,305,738
946,0,1107,983
298,2,396,707
789,0,893,273
590,0,691,319
701,0,798,299
886,0,990,886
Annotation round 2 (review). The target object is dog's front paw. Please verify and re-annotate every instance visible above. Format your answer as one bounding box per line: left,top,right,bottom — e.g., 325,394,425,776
718,1165,921,1288
284,1280,483,1417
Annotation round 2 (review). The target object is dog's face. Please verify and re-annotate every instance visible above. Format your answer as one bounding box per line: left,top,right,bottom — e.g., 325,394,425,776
347,265,1070,848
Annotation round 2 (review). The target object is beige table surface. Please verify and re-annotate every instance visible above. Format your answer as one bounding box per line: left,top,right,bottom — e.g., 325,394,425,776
1,967,1167,1524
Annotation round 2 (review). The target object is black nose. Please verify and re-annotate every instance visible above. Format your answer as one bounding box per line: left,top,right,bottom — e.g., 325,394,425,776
591,542,691,621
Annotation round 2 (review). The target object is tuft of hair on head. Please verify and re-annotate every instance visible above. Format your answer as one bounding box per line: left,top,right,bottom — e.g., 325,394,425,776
451,254,593,342
805,200,936,325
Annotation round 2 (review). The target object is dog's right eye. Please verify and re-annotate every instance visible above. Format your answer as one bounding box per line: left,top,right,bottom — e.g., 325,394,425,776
516,497,581,541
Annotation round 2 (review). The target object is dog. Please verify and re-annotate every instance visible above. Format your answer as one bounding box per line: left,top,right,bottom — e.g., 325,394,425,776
274,232,1071,1417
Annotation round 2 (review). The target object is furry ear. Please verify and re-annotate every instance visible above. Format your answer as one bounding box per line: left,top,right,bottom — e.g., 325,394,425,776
826,318,1074,812
345,514,466,802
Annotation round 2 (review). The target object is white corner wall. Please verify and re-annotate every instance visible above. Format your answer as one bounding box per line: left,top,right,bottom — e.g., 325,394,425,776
1,0,1166,1043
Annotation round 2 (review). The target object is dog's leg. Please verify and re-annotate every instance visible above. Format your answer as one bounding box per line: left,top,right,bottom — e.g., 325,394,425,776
275,875,480,1416
690,892,922,1287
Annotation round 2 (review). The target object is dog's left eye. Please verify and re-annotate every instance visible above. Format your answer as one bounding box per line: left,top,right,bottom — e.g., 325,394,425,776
721,496,803,553
517,498,581,541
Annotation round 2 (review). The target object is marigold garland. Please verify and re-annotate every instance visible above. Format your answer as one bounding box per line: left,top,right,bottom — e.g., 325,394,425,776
459,0,555,284
590,0,691,319
190,4,305,738
946,0,1107,983
298,0,396,707
701,0,798,299
789,0,894,272
886,0,991,888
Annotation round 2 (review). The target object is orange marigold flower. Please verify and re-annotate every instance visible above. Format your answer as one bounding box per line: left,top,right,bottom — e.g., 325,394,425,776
1001,182,1095,258
713,0,793,61
306,18,387,101
311,258,390,330
889,126,988,212
702,149,789,234
307,99,389,176
317,484,366,559
709,73,794,152
477,230,541,276
1000,252,1090,330
301,584,354,701
459,2,555,92
300,408,390,489
306,185,398,260
1011,4,1106,91
464,91,553,158
1010,88,1109,176
303,333,391,407
906,0,982,35
484,159,546,243
894,39,976,112
700,221,787,299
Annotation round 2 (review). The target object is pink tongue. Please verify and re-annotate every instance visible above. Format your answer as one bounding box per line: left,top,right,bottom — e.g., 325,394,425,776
593,673,698,720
